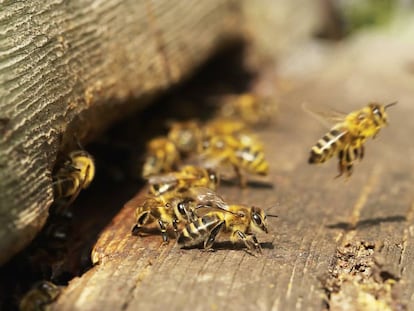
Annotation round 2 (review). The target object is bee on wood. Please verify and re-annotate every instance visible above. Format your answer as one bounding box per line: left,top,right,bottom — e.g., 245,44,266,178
19,281,60,311
218,93,276,126
53,150,95,208
142,137,180,178
200,132,269,187
202,118,248,139
167,120,203,155
178,203,276,254
131,196,184,243
131,187,227,243
147,165,219,196
307,102,397,177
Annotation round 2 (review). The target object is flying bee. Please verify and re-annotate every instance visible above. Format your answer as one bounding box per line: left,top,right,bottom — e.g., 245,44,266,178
307,102,397,177
200,132,269,187
142,137,180,178
167,120,203,155
53,150,95,209
19,281,61,311
132,187,227,242
147,165,219,196
178,204,277,254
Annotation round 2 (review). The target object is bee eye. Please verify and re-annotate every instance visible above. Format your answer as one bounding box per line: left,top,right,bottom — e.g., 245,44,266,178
177,202,186,215
252,213,262,225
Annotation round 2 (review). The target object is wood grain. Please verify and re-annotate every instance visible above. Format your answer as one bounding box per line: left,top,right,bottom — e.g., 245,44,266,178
0,0,244,265
52,20,414,310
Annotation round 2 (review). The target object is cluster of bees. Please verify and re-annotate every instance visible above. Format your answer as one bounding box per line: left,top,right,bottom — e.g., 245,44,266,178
136,93,276,253
17,96,396,310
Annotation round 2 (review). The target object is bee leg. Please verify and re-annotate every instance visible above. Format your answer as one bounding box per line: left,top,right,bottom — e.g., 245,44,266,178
345,148,354,177
345,163,353,177
233,165,247,188
336,161,346,178
172,218,179,238
203,221,225,250
132,211,151,235
131,224,140,235
359,145,365,160
235,231,262,254
335,150,345,178
158,220,169,244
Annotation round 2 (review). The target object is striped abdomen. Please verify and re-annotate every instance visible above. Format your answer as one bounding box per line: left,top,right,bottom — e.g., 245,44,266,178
53,175,79,199
309,128,347,164
235,146,269,175
178,214,222,247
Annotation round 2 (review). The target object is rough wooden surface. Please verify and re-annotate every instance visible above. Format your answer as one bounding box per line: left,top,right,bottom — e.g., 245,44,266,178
51,20,414,310
0,0,246,265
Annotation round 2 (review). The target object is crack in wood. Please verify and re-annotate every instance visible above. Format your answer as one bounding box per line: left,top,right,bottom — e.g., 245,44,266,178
398,202,414,276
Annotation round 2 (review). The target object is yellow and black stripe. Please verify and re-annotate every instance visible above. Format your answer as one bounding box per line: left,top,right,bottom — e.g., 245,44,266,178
309,128,346,164
178,215,222,247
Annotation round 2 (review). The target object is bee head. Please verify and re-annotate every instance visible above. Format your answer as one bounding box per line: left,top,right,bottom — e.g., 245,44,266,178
250,206,268,234
369,102,396,127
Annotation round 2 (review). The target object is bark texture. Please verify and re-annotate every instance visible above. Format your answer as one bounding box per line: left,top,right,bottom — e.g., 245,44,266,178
0,0,245,265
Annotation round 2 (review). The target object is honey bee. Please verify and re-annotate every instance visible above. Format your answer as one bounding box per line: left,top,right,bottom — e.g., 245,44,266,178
201,132,269,187
308,102,397,177
178,204,274,254
132,187,226,242
19,281,60,311
202,118,248,139
147,165,219,196
218,93,276,125
142,137,180,178
53,150,95,208
167,120,203,154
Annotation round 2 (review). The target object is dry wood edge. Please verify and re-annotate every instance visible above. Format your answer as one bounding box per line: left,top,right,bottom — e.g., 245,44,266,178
52,41,414,309
52,120,414,311
0,0,244,265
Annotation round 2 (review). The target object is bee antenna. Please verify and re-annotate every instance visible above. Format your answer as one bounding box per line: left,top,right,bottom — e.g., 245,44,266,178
385,101,398,110
266,214,279,218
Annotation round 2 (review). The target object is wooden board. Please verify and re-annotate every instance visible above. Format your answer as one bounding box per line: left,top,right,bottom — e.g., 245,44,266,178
51,21,414,311
0,0,244,265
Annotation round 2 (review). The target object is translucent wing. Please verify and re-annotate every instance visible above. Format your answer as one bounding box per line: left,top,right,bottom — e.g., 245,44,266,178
191,187,228,209
54,164,91,213
302,102,347,128
147,172,180,185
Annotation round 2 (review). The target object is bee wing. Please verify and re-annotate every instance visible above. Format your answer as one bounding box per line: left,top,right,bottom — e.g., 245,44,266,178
148,171,204,189
147,173,179,185
55,163,91,213
192,154,235,180
302,102,347,128
192,187,229,210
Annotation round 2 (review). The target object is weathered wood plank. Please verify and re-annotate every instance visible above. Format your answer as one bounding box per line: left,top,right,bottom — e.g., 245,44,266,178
52,16,414,311
0,0,246,265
